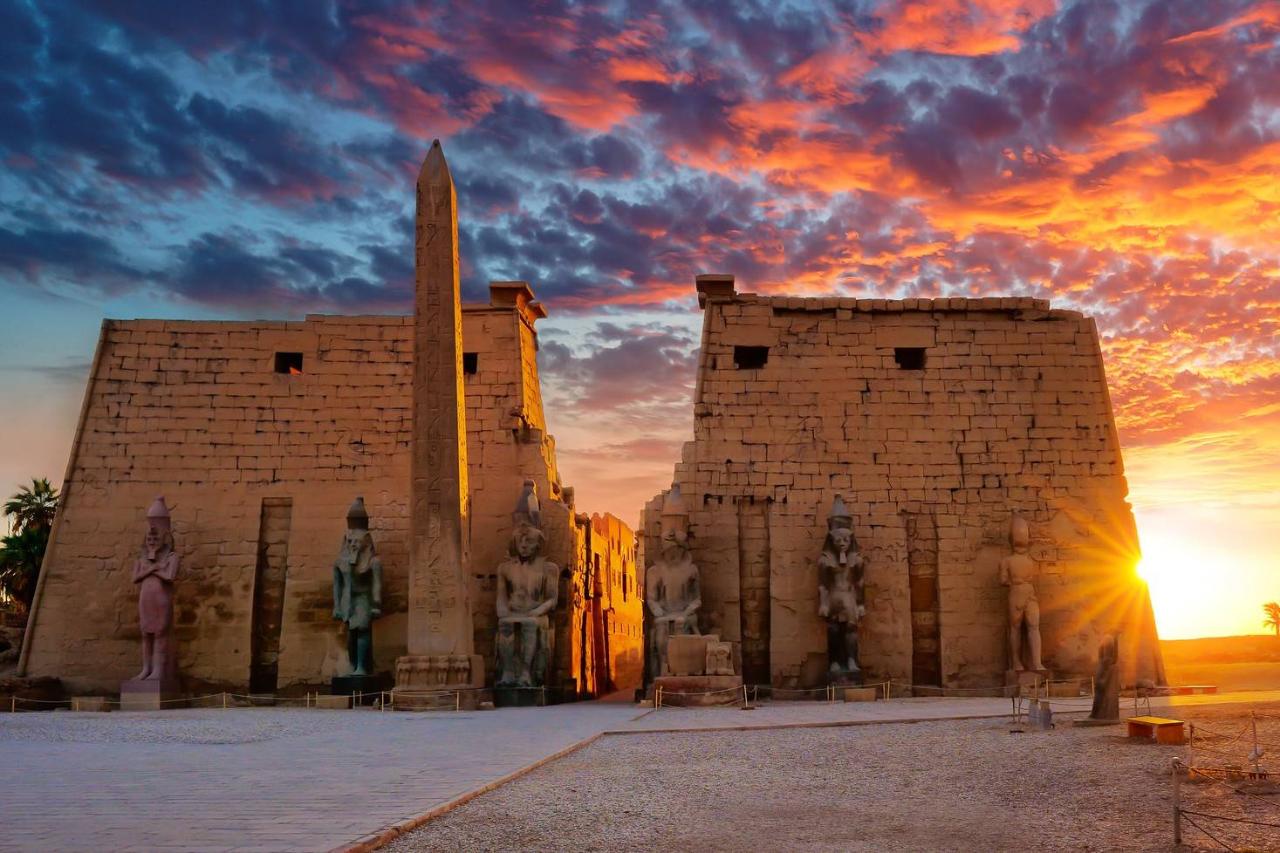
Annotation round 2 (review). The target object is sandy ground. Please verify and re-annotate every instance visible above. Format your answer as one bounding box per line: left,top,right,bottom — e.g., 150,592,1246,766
1164,661,1280,693
388,704,1280,853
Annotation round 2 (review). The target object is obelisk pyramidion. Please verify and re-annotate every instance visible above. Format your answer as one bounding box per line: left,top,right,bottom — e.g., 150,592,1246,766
395,140,483,701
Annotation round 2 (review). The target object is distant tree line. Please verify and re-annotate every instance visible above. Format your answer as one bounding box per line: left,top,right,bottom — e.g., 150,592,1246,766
1265,602,1280,637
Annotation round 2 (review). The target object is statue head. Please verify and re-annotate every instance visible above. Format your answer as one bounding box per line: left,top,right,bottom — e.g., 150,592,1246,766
338,497,376,572
510,521,545,560
508,480,546,560
823,495,858,564
1098,634,1118,666
659,483,691,563
142,496,175,561
512,479,541,529
339,529,375,572
1010,515,1030,553
346,496,370,531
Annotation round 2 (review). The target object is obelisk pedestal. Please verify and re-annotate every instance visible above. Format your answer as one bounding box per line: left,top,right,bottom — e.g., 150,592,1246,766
394,140,484,709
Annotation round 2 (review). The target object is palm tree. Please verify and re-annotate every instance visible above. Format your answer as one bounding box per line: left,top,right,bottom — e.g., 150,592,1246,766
0,527,49,611
0,479,59,611
3,478,58,535
1265,602,1280,637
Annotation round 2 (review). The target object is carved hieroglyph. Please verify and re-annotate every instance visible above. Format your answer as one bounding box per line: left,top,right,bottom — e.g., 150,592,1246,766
399,140,482,691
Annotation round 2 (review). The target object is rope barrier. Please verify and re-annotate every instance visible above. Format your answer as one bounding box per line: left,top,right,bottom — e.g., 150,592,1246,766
653,684,745,709
1180,813,1236,851
1173,717,1280,851
1185,766,1280,811
1180,810,1280,829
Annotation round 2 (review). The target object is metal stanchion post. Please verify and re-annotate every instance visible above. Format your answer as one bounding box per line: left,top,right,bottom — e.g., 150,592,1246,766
222,692,228,709
1251,711,1262,776
1172,760,1183,845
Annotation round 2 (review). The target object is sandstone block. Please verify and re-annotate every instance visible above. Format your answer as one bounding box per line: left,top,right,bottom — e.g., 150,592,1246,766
666,634,715,676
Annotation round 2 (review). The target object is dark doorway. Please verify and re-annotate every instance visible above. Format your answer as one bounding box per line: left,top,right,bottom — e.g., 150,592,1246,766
738,498,771,684
906,512,941,689
250,498,293,694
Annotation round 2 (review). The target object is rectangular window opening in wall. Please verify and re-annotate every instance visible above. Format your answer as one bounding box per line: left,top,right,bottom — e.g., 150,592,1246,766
274,352,304,375
734,345,769,370
894,347,926,370
463,352,478,375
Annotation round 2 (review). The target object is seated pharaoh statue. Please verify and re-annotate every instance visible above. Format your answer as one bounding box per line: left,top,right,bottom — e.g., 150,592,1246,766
495,480,560,687
645,483,701,677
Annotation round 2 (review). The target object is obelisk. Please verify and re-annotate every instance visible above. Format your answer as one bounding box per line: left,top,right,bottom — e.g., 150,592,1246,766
394,140,483,700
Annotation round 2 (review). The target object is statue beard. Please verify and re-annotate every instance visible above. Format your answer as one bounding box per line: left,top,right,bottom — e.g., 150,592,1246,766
339,539,373,574
144,534,170,562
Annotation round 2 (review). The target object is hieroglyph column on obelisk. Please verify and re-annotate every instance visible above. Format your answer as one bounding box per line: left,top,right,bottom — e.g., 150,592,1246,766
395,140,483,694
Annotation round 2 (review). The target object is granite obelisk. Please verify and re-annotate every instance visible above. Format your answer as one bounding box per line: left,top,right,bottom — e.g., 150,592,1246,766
394,140,483,699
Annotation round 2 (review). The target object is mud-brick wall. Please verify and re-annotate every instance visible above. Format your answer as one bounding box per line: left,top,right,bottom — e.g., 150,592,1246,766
22,289,601,694
650,288,1161,689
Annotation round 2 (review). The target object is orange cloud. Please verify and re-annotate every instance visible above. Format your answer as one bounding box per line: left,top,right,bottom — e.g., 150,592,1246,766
1166,2,1280,44
866,0,1058,56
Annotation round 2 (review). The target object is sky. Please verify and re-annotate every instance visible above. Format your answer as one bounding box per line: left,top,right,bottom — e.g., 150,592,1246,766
0,0,1277,640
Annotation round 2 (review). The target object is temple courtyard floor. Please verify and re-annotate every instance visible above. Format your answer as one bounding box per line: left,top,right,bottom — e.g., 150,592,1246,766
2,692,1278,852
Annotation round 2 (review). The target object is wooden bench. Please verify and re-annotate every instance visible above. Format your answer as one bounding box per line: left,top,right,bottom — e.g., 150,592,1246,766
1127,715,1185,745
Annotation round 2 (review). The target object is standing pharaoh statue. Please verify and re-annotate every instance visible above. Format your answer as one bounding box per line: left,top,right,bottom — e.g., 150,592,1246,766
1000,515,1044,672
645,484,701,678
817,495,865,684
132,496,180,682
1090,634,1120,721
332,497,383,677
495,480,560,687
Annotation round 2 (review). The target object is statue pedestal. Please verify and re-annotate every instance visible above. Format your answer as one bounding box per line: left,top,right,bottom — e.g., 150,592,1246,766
119,677,184,711
393,654,484,710
331,673,392,706
1006,669,1051,696
828,670,864,687
650,675,743,707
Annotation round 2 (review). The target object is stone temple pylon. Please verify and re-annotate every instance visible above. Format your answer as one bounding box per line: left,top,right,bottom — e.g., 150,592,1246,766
394,140,484,706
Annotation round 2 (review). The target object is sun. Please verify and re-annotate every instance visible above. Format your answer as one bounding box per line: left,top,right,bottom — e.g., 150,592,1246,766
1135,512,1254,639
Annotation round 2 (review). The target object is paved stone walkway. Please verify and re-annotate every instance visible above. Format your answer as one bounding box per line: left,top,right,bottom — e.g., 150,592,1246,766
3,690,1277,851
617,689,1280,733
0,703,642,852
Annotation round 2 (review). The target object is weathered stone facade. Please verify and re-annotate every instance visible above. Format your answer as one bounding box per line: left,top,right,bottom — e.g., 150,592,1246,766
585,513,644,692
645,275,1164,690
19,283,634,696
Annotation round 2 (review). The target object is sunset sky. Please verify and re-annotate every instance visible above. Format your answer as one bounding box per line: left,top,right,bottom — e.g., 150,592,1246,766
1,1,1277,640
